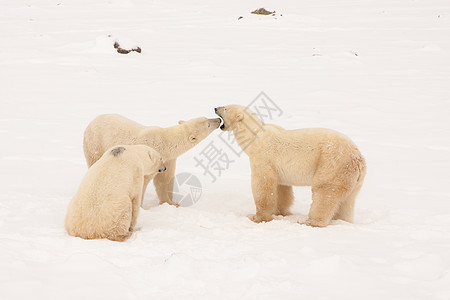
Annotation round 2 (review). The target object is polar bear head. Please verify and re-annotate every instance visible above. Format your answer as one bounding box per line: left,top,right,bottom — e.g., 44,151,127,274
109,145,166,176
214,105,263,131
135,145,166,176
177,117,221,146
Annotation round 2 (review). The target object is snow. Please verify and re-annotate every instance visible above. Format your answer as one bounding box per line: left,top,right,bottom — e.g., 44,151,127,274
1,0,450,299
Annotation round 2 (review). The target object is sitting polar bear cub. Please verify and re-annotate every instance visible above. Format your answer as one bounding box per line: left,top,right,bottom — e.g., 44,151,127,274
65,145,166,241
215,105,366,227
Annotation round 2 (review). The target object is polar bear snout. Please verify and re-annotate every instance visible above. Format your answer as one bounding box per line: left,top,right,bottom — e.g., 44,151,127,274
158,161,166,173
214,106,224,117
214,107,227,130
209,117,222,129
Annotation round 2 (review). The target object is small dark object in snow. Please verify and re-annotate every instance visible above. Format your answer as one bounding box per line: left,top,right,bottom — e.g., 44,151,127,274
117,48,131,54
238,16,243,20
251,8,274,15
114,42,142,54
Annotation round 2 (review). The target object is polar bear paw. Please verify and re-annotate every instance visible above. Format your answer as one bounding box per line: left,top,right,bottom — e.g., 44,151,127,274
248,214,274,223
304,218,328,228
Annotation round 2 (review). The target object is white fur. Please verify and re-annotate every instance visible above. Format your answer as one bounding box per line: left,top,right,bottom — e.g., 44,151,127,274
216,105,366,227
83,114,220,205
65,145,165,241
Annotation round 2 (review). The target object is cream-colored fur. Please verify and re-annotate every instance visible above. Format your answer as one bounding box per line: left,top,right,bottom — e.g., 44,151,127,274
65,145,165,241
83,114,221,205
215,105,366,227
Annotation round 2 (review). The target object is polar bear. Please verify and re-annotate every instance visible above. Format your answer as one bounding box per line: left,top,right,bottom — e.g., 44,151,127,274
65,145,166,241
83,114,221,206
215,105,366,227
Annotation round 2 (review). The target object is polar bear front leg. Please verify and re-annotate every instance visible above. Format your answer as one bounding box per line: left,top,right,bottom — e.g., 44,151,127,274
140,175,152,208
154,159,177,206
250,167,278,223
130,175,144,230
130,194,142,230
276,185,294,216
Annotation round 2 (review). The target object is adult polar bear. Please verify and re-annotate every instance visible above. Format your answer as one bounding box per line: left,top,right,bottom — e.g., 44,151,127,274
65,145,166,241
83,114,221,206
215,105,366,227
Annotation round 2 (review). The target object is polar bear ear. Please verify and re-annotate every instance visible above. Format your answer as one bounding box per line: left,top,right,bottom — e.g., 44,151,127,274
178,120,186,125
235,114,243,122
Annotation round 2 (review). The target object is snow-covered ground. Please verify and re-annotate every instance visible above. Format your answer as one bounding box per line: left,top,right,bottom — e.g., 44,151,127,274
1,0,450,299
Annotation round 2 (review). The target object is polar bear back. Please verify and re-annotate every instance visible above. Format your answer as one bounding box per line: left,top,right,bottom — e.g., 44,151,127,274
83,114,163,167
79,152,142,197
255,126,362,186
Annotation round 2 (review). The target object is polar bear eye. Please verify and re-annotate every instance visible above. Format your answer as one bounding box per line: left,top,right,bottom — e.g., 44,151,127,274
208,123,211,128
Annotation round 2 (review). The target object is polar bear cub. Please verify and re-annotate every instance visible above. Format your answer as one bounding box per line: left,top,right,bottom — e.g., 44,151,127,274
65,145,166,241
215,105,366,227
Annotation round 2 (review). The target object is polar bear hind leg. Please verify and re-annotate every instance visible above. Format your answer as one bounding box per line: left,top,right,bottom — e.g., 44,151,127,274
306,183,354,227
333,156,366,223
332,184,361,223
103,195,133,242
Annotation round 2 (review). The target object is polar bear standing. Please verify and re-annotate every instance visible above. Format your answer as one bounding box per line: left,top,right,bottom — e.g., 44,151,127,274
83,114,221,206
65,145,166,241
215,105,366,227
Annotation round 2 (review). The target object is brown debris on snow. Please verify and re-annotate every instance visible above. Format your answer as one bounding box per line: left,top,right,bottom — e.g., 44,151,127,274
251,8,274,15
113,41,141,54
